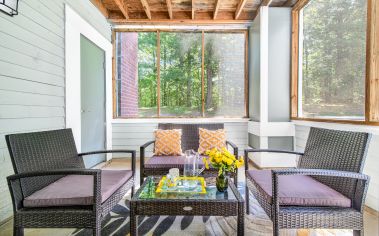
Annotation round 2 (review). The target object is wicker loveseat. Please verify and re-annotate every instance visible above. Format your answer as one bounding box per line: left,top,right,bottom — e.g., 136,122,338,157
6,129,136,236
140,123,239,185
245,127,371,236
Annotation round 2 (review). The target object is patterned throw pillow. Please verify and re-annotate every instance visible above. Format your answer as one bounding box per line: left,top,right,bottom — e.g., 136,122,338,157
154,129,183,156
198,128,226,154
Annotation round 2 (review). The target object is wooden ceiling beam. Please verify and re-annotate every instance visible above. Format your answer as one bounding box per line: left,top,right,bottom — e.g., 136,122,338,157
292,0,310,11
282,0,298,7
166,0,173,19
140,0,152,19
90,0,109,18
213,0,221,19
192,0,195,19
235,0,248,19
114,0,129,19
261,0,273,6
111,18,252,25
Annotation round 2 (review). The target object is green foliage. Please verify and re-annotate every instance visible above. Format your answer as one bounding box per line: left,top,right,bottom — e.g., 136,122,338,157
134,31,245,117
301,0,366,118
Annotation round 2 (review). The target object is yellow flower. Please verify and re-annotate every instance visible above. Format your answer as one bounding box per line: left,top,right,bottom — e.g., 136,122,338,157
202,157,210,169
214,156,222,164
222,156,233,166
235,158,244,168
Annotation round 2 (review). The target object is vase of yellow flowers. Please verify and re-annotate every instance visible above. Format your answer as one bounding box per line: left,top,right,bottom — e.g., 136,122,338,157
203,147,244,192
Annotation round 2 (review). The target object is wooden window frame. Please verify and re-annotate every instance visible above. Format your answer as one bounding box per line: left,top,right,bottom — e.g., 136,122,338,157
291,0,379,126
112,29,249,119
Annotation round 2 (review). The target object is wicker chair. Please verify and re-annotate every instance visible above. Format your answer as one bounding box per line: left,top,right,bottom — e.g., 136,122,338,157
140,123,239,185
245,127,371,236
6,128,136,236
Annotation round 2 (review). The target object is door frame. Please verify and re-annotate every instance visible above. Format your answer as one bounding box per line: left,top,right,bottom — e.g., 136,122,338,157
65,5,112,160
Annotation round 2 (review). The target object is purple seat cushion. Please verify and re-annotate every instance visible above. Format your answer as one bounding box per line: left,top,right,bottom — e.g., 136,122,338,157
247,170,351,207
23,170,132,208
145,155,211,169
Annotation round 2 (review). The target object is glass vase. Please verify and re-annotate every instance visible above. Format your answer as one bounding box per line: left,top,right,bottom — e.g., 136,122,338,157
216,170,228,192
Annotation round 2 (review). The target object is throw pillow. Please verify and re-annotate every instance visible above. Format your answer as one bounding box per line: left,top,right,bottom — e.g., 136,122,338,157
154,129,183,156
198,128,226,154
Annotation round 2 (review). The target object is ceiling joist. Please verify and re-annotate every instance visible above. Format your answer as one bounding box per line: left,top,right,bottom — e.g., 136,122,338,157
292,0,310,11
213,0,221,19
282,0,298,7
235,0,248,19
261,0,273,6
166,0,173,19
140,0,152,20
192,0,195,20
114,0,129,19
92,0,294,23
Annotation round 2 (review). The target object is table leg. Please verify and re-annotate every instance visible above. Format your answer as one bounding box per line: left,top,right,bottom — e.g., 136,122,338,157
130,203,137,236
237,201,245,236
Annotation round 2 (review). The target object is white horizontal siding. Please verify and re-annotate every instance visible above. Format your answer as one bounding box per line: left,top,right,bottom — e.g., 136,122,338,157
0,0,111,223
112,122,249,158
295,125,379,211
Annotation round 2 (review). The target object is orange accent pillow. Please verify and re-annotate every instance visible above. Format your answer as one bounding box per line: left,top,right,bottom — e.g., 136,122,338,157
198,128,226,154
154,129,183,156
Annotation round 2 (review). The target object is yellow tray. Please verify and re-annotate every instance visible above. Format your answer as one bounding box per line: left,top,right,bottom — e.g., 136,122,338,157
156,176,206,194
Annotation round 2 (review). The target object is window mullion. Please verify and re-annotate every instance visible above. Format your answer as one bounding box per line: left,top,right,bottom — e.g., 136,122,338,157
157,30,161,117
201,31,205,117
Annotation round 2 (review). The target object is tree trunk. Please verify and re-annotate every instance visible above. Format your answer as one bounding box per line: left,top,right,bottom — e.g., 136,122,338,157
187,50,192,107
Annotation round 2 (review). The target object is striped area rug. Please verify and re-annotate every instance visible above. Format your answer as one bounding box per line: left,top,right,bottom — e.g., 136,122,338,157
71,184,352,236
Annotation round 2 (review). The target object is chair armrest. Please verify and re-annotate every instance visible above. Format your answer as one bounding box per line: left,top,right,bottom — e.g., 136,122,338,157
271,169,370,212
140,140,155,167
78,149,136,173
226,140,238,157
245,148,304,156
7,169,101,211
244,148,304,170
141,140,155,149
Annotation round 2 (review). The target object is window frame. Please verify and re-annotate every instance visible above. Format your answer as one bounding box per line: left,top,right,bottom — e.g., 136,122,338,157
290,0,379,126
112,29,249,119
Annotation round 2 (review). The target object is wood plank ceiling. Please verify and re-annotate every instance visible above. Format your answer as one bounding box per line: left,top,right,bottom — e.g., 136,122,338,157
91,0,299,24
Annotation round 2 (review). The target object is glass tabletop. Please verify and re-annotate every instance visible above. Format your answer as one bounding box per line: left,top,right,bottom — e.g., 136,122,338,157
136,176,238,201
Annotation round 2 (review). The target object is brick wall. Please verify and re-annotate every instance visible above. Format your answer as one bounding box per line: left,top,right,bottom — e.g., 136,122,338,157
119,33,139,117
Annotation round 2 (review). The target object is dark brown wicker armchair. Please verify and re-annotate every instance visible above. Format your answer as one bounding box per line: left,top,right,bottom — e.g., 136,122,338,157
245,127,371,236
6,129,136,236
140,123,239,185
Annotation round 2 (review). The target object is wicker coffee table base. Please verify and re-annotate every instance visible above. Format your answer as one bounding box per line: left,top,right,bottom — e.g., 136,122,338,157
130,177,245,236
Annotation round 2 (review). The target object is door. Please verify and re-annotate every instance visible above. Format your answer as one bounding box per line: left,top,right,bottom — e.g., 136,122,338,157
80,35,106,167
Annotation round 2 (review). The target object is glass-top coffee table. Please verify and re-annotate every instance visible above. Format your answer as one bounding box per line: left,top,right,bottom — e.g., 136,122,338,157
130,177,245,236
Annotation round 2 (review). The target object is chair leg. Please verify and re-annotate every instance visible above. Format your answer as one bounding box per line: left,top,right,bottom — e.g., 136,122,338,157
245,185,250,215
353,230,363,236
140,174,144,186
13,226,23,236
93,226,101,236
272,221,279,236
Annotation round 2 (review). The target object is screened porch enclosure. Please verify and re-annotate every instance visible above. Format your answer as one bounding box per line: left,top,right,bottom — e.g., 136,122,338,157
0,0,378,235
114,30,247,118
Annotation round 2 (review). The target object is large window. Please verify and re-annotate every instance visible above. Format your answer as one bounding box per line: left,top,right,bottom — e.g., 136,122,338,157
114,31,247,118
298,0,367,120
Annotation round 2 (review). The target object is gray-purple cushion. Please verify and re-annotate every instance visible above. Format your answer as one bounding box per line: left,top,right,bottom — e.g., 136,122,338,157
23,170,132,208
247,170,351,207
145,155,211,169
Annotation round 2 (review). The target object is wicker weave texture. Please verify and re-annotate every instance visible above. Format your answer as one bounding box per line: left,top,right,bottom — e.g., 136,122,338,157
300,127,370,199
131,177,245,235
6,128,136,236
244,127,371,236
141,123,239,185
6,129,84,197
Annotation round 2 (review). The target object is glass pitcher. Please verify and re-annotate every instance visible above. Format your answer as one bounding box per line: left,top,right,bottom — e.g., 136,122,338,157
183,150,205,189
